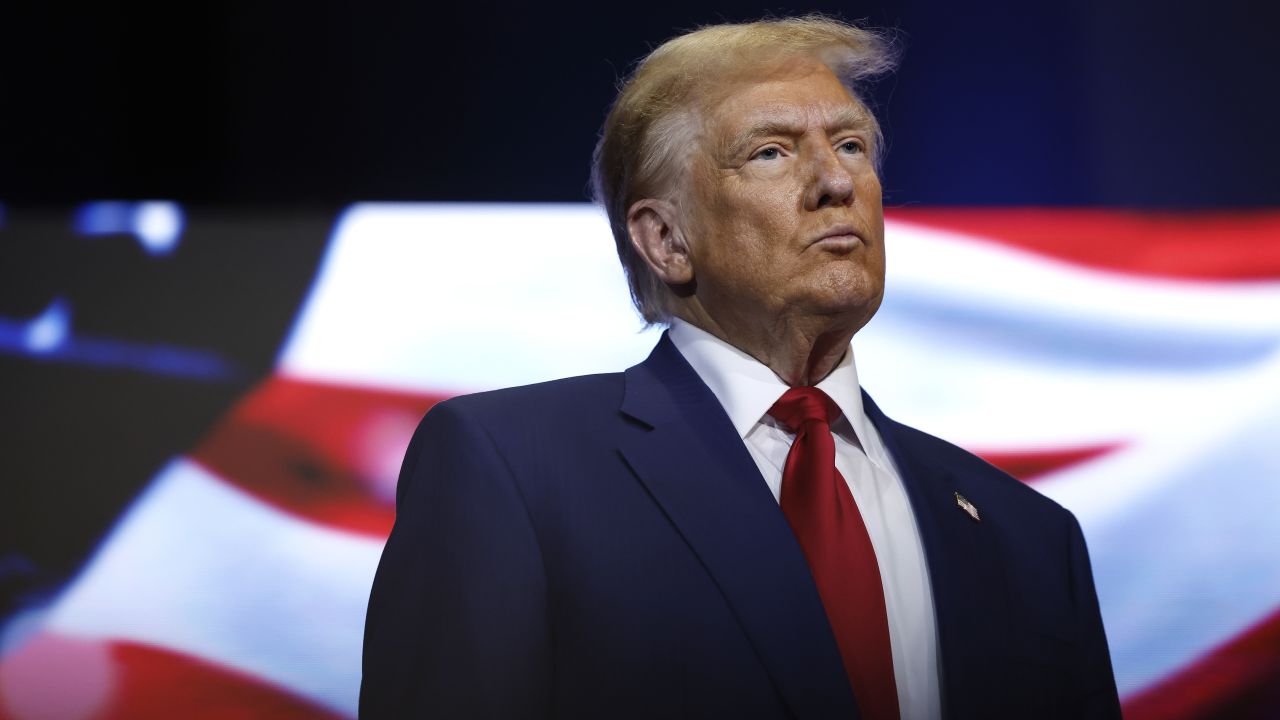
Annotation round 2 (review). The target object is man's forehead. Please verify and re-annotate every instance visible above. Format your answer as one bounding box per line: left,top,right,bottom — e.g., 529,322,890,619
707,68,872,135
730,102,871,132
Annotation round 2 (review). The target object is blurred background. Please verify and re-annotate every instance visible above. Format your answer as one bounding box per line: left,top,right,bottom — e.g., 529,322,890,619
2,1,1279,718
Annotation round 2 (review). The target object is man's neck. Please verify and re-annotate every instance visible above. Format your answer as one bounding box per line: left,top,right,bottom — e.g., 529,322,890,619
673,305,857,387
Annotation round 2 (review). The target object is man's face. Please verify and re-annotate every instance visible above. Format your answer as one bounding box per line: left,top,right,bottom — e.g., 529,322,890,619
682,60,885,333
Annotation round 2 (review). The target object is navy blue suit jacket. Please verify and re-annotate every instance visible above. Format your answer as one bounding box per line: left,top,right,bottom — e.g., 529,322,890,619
360,334,1122,719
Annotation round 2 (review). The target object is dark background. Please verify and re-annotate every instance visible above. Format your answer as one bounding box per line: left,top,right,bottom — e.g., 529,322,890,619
3,0,1279,207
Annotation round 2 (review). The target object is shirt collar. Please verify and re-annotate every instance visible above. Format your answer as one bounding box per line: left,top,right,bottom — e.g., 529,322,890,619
667,318,878,458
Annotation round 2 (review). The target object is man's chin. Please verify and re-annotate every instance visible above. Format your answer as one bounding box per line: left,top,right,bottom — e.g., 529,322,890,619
796,291,883,330
801,270,883,319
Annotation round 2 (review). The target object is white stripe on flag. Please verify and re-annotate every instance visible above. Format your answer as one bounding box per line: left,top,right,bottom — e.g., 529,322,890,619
860,221,1280,447
1035,346,1280,695
44,458,383,717
277,203,663,394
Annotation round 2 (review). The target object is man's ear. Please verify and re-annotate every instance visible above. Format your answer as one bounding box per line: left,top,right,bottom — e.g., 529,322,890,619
626,199,694,285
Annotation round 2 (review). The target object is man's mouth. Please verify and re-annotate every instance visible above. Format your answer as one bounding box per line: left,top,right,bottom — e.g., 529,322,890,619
810,224,862,249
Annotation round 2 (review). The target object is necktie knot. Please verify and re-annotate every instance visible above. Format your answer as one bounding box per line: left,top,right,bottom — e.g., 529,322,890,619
768,386,841,432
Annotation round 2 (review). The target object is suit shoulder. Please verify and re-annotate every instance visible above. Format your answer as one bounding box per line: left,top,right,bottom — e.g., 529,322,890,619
419,372,625,433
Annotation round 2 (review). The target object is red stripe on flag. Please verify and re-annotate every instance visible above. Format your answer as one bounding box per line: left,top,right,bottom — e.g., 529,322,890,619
974,443,1122,482
1122,610,1280,720
0,633,345,720
189,375,451,538
887,208,1280,281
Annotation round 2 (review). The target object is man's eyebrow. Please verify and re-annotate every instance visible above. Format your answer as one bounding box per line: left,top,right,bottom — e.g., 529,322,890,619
826,106,874,134
723,106,873,158
723,119,803,158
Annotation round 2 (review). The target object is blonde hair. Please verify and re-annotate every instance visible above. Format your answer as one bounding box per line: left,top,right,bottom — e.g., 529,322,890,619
591,16,898,324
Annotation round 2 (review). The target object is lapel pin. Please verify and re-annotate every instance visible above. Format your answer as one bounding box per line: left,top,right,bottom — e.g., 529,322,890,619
954,492,981,523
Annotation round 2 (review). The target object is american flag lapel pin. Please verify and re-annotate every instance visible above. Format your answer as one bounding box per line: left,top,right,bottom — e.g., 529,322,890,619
954,492,981,523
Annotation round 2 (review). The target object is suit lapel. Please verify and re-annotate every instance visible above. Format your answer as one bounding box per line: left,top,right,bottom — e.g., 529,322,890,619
619,335,859,719
862,392,1011,720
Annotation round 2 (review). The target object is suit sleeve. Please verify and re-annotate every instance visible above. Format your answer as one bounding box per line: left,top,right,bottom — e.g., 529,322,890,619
359,400,552,719
1066,514,1123,719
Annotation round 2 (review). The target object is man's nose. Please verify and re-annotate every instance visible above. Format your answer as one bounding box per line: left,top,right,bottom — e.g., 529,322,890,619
804,147,856,210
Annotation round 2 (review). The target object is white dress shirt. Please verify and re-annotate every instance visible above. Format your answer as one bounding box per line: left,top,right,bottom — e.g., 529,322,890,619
668,319,941,720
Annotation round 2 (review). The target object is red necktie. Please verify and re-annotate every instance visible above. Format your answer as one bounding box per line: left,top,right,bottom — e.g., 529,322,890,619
770,387,900,720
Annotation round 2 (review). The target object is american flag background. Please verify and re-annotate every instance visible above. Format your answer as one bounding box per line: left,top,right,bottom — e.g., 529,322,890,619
1,202,1277,719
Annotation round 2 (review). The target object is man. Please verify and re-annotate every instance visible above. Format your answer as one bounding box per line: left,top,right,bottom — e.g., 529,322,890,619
361,16,1122,719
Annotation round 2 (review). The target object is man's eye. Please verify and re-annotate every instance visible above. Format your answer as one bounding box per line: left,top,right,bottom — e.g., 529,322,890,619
839,140,864,154
752,147,781,161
